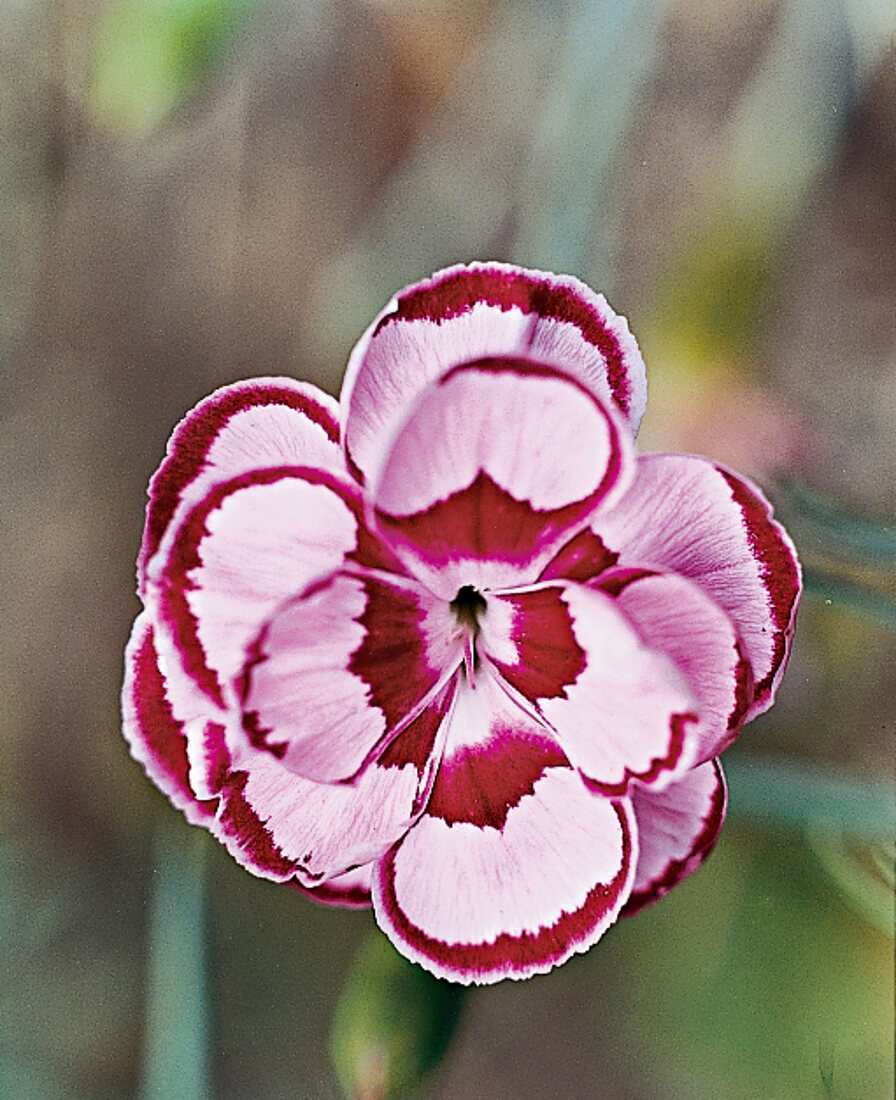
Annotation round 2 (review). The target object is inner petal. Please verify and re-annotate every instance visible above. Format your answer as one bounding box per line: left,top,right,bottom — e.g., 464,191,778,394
370,357,634,599
478,581,701,794
372,668,637,984
217,686,456,887
425,669,568,830
237,569,464,783
341,262,648,488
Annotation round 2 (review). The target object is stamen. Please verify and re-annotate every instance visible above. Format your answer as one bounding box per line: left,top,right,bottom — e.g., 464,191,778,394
450,584,487,689
463,632,477,688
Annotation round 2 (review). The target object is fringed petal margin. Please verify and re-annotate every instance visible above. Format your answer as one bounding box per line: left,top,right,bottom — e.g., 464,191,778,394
217,690,454,886
139,378,342,594
593,454,801,719
290,864,374,909
121,613,219,826
149,467,366,716
481,582,699,794
372,674,636,984
596,570,754,764
342,261,646,486
238,571,461,782
623,759,727,915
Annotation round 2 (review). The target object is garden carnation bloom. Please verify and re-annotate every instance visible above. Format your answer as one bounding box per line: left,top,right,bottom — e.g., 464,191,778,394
123,262,800,984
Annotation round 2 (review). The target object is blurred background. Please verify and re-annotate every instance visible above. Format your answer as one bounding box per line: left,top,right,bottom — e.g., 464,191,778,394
1,0,894,1096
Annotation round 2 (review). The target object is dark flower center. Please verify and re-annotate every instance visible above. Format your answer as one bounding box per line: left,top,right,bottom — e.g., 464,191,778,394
450,584,487,632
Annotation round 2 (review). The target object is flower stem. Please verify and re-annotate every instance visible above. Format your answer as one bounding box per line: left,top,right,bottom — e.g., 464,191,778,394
139,820,212,1100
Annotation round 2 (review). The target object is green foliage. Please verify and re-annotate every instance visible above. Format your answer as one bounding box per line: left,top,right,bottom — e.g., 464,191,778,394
725,753,895,939
329,931,468,1100
87,0,254,135
774,480,896,630
597,822,894,1099
724,753,895,840
806,828,895,939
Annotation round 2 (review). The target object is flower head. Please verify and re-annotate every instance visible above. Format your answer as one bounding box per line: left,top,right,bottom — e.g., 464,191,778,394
123,262,801,984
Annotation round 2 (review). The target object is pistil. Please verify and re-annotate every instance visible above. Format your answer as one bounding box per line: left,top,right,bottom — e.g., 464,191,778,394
450,584,487,688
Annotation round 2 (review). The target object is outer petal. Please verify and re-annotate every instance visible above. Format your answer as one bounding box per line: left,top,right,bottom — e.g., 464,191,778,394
480,582,699,794
373,673,636,984
371,359,632,599
139,378,342,593
238,571,463,782
148,467,374,725
291,864,373,909
341,262,647,486
623,759,727,915
217,691,454,885
593,454,801,718
121,613,219,825
597,570,754,763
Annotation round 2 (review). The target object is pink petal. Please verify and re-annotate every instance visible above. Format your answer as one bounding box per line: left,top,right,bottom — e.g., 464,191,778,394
373,674,636,984
149,467,366,717
599,570,754,763
238,571,462,782
593,455,801,719
217,692,453,885
371,359,633,599
480,582,699,794
290,864,373,909
624,759,727,915
341,262,646,486
139,378,342,594
121,613,219,825
184,712,232,801
538,527,620,582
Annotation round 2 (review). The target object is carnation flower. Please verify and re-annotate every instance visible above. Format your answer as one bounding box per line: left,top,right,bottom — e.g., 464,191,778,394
123,262,800,984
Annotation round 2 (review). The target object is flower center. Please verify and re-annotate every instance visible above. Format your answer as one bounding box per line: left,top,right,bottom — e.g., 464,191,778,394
450,584,487,630
449,584,487,686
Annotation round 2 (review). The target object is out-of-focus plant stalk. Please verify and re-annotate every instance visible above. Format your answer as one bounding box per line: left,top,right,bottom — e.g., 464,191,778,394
725,754,894,839
774,479,896,630
140,820,211,1100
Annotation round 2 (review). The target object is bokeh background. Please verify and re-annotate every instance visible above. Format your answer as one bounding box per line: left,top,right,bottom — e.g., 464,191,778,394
1,1,894,1097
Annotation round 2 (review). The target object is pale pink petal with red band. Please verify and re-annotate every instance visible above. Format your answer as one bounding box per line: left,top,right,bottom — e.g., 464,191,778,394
141,620,235,797
372,359,631,600
600,571,754,763
373,675,636,984
593,454,800,719
480,582,699,794
624,759,727,914
122,613,219,825
139,378,342,592
217,693,452,884
184,711,233,801
341,262,646,486
238,571,462,782
538,526,620,583
149,468,361,721
291,864,374,909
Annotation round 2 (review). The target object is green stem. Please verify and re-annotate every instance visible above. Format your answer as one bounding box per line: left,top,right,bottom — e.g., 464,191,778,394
140,821,212,1100
724,753,894,838
803,567,896,631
